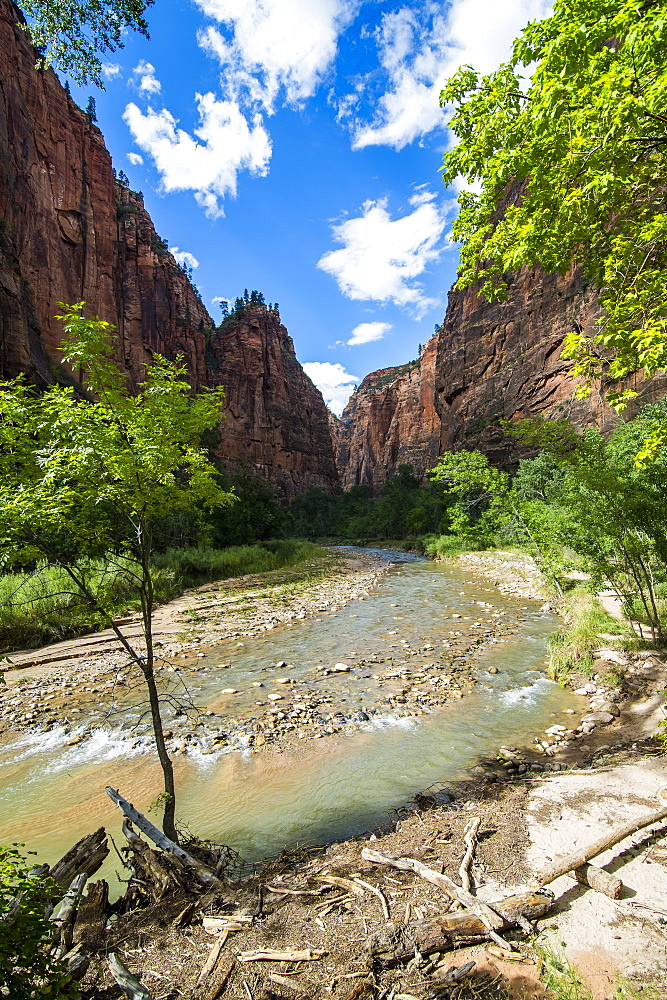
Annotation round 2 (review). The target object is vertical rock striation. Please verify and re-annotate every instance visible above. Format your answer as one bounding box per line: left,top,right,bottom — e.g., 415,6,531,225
0,0,338,496
434,266,667,466
206,306,339,500
335,334,440,494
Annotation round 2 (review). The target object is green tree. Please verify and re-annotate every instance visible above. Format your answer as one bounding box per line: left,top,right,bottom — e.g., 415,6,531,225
84,95,96,122
0,845,77,999
509,407,667,641
20,1,153,88
0,304,233,840
430,450,569,592
209,465,286,546
440,0,667,436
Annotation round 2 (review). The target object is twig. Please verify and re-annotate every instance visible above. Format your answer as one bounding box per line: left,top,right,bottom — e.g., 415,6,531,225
459,817,481,892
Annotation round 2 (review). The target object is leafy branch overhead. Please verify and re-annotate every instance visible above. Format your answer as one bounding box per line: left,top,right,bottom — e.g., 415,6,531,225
20,0,153,87
440,0,667,423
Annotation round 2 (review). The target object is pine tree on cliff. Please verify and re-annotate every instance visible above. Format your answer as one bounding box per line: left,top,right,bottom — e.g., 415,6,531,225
85,96,97,123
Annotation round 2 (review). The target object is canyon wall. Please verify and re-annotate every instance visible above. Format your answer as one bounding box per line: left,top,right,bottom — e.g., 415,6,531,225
0,0,338,498
335,333,440,493
434,267,667,467
207,307,340,498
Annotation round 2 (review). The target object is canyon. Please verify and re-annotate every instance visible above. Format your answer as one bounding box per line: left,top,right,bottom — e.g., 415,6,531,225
0,0,337,500
2,0,664,502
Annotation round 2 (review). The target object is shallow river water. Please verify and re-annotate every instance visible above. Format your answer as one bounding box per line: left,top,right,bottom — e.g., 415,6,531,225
0,550,579,882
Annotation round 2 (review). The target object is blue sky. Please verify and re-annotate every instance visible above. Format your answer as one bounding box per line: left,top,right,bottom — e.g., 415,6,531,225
63,0,551,414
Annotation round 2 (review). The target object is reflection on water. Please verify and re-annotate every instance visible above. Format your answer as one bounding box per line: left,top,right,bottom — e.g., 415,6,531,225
1,551,577,882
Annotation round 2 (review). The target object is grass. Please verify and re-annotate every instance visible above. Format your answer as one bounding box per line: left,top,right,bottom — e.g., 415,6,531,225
547,591,638,684
535,941,664,1000
0,540,326,653
422,533,477,560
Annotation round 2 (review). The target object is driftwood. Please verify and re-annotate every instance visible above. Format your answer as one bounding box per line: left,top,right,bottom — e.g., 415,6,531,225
237,949,325,962
108,952,154,1000
51,873,88,958
198,931,229,983
124,837,188,901
572,864,623,899
459,818,481,892
367,891,553,964
206,963,234,1000
360,847,513,950
353,877,391,920
72,879,109,952
314,874,365,896
48,828,109,896
532,803,667,887
106,787,224,891
268,971,311,995
62,942,90,981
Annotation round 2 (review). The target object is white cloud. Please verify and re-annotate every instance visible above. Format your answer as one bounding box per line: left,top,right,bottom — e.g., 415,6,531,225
123,93,272,217
302,361,359,416
102,62,122,80
132,59,162,95
195,0,357,111
127,152,144,166
351,0,552,150
170,248,200,270
317,194,447,315
347,321,391,346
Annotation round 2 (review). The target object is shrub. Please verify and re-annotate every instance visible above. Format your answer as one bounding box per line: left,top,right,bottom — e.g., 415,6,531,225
0,845,78,999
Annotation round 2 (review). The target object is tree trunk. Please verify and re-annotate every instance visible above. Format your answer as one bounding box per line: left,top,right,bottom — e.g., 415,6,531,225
142,662,177,843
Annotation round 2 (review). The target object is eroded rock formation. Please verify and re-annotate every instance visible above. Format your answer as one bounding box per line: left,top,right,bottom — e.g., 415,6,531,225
335,334,440,493
434,267,667,466
0,0,338,497
207,307,339,499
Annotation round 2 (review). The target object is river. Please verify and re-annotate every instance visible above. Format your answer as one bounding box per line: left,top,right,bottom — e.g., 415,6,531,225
0,550,578,883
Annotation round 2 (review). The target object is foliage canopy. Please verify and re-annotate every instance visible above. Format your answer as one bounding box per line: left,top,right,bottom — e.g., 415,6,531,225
20,0,153,87
440,0,667,422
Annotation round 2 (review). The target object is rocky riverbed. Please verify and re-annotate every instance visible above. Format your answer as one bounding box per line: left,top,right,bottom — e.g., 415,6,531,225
0,549,556,760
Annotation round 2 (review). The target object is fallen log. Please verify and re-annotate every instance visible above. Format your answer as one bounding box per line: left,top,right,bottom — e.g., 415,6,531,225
572,864,623,899
108,952,154,1000
51,873,88,958
124,837,187,901
531,803,667,887
48,828,109,896
367,891,553,964
106,787,224,892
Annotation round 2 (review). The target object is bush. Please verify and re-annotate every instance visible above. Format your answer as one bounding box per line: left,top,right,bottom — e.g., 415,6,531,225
0,542,325,653
0,845,78,999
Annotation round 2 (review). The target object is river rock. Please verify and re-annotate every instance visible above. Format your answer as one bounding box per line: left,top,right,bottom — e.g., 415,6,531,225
582,711,615,724
332,663,350,672
268,693,284,702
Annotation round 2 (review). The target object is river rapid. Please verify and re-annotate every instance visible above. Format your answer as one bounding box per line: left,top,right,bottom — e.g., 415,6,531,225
0,549,579,882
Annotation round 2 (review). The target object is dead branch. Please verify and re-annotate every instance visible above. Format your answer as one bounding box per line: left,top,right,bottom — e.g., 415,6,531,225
459,818,481,892
367,890,553,964
106,786,224,891
238,949,325,962
108,952,154,1000
532,803,667,887
198,931,229,983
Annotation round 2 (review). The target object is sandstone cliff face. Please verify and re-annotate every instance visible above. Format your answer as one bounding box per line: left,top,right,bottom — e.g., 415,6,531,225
434,267,667,466
207,307,339,500
0,0,338,497
336,334,440,493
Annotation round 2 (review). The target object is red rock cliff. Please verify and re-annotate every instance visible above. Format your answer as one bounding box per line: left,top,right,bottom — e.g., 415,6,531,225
206,306,340,500
336,333,440,494
434,266,667,466
0,0,338,496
